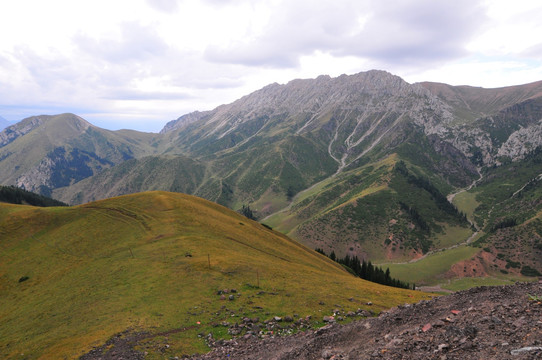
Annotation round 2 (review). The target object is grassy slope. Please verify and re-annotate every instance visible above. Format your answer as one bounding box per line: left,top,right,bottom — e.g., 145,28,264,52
53,155,206,205
382,246,480,285
0,114,157,187
266,155,471,262
0,192,430,359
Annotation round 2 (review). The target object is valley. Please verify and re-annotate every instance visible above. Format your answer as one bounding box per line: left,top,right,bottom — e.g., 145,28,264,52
0,70,542,330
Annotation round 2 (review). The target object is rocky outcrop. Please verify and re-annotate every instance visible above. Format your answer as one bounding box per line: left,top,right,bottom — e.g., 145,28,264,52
160,111,210,134
16,147,113,196
0,116,44,147
497,120,542,161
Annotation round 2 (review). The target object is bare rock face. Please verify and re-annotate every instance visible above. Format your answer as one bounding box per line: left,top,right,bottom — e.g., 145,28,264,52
162,70,542,171
497,120,542,161
0,116,44,147
161,71,461,172
160,111,210,134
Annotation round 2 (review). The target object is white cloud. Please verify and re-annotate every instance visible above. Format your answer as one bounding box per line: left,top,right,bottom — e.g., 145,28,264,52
0,0,541,132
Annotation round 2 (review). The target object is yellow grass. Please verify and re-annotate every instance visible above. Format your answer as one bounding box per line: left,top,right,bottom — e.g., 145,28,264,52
0,192,430,359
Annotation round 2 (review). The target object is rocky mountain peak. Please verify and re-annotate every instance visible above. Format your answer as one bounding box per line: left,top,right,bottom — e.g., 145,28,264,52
0,115,45,148
159,70,422,136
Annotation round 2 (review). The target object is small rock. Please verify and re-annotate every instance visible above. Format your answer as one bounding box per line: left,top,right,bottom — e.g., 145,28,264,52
323,316,335,323
510,346,542,356
437,343,449,352
433,320,446,328
274,316,282,322
491,316,502,324
321,349,335,359
228,295,235,301
422,323,432,332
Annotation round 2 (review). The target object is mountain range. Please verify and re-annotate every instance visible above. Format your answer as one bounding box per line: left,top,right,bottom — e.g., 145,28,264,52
1,70,541,286
0,115,9,131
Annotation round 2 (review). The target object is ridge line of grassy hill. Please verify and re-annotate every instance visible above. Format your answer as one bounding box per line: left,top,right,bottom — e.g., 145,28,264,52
0,191,431,359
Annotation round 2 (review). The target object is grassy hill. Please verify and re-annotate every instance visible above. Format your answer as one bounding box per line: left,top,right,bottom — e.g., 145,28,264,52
53,155,207,205
265,154,472,261
0,191,429,359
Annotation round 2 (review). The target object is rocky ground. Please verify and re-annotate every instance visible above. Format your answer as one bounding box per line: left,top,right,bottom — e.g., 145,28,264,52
193,281,542,360
80,281,541,359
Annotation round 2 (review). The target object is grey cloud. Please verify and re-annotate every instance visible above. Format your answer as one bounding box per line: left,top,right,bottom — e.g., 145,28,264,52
102,89,193,101
75,22,170,62
204,0,487,69
522,43,542,58
339,0,485,63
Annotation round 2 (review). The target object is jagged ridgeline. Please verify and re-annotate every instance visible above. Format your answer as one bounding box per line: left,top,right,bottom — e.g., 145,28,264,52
0,191,429,358
1,71,542,267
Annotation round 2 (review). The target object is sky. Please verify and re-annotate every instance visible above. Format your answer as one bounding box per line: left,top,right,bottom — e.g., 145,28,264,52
1,0,542,132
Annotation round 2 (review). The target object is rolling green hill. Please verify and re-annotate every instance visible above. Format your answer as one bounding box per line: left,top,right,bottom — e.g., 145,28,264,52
265,155,471,261
2,71,542,288
0,191,429,359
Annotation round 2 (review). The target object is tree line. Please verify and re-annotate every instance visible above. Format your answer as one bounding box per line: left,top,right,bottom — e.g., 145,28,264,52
0,185,68,207
315,248,414,290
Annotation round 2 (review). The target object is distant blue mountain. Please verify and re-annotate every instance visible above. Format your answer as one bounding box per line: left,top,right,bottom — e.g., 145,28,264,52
0,116,10,131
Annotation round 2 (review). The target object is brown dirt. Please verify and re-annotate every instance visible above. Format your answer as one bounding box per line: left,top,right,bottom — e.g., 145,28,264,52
192,281,542,360
79,282,542,359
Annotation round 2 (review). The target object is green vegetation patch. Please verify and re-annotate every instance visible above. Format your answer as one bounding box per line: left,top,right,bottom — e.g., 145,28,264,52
381,246,480,285
0,192,430,359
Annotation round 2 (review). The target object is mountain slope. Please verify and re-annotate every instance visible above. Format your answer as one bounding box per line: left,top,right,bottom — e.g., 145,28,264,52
0,191,429,359
0,113,157,196
3,71,542,277
419,80,542,121
53,154,207,204
160,71,478,211
193,281,542,360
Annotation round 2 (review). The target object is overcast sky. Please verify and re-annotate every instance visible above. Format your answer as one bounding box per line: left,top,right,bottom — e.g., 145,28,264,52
1,0,541,132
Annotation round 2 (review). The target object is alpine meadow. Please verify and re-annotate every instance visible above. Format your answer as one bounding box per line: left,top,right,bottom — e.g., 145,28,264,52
2,70,542,358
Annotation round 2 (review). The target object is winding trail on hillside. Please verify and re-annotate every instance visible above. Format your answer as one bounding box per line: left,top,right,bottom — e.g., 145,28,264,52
391,168,542,266
446,167,483,205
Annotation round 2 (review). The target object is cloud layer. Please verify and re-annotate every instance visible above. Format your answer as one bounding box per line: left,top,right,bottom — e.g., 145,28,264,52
0,0,541,132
